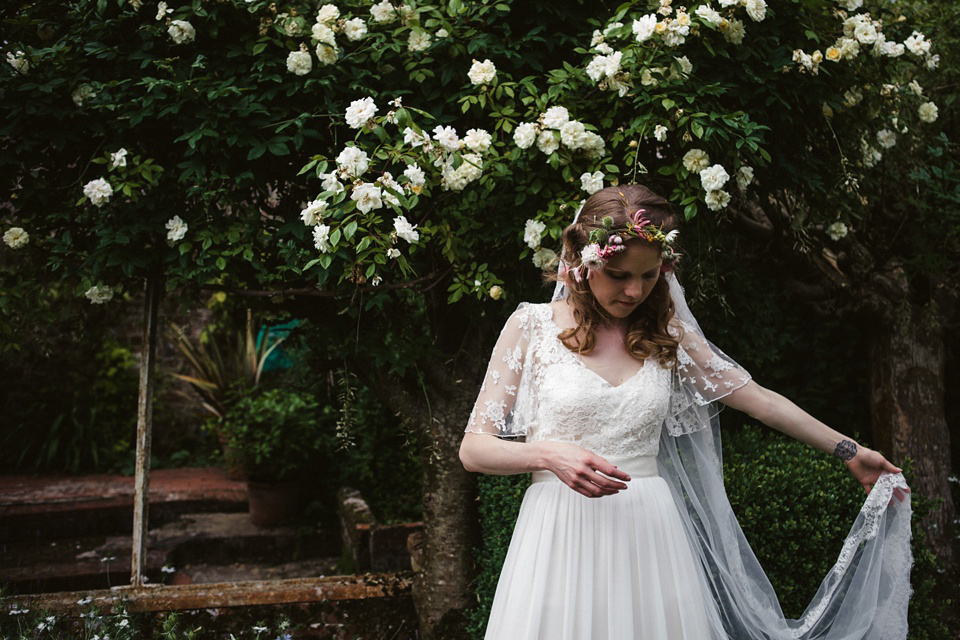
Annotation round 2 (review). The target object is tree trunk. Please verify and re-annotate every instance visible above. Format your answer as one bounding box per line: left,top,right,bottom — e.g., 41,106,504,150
870,300,955,566
411,383,480,640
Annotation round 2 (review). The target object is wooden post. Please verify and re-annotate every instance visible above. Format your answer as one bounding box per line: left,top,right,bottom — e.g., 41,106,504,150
131,274,161,588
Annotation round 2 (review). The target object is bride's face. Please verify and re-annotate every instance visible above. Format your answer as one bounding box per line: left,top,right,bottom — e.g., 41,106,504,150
587,240,663,319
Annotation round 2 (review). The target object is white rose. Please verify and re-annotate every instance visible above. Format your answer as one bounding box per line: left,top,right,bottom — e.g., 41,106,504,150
351,182,383,213
581,132,606,160
723,19,745,45
300,199,328,226
83,178,113,207
370,0,396,23
467,59,496,85
513,122,538,149
926,54,940,70
313,223,332,252
387,248,401,259
904,32,931,57
580,171,604,195
316,4,339,24
908,80,923,96
315,43,338,66
837,0,862,9
393,216,420,243
464,128,492,152
654,124,668,142
345,97,378,129
311,23,337,47
595,42,614,54
876,129,897,149
826,222,848,241
432,125,460,152
852,21,877,45
343,18,367,41
335,146,369,178
744,0,766,22
580,243,605,271
695,5,722,25
440,153,482,191
3,227,29,249
532,247,558,270
699,164,730,192
632,14,657,42
72,84,95,107
736,166,754,192
110,148,128,169
537,130,559,155
704,189,731,211
403,127,430,148
320,172,344,194
560,120,588,149
85,285,114,304
167,20,195,45
542,106,570,130
408,30,431,52
403,163,426,193
918,102,938,124
378,172,402,207
675,55,693,75
286,49,312,75
165,215,188,243
682,148,710,173
524,219,546,249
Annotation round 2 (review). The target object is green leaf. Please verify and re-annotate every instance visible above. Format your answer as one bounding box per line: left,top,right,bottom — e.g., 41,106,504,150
344,221,358,239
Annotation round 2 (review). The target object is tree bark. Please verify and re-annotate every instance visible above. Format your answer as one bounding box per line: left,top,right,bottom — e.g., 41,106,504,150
870,300,955,567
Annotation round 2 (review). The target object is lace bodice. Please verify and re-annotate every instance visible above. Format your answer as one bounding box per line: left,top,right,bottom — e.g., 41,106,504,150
466,302,752,457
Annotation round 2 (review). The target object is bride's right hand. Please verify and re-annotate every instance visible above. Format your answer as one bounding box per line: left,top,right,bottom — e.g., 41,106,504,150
541,442,631,498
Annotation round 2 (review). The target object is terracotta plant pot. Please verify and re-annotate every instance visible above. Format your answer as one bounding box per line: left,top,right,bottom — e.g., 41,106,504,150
246,480,301,527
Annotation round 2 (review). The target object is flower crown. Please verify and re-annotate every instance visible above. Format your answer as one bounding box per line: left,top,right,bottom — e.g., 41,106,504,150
566,209,680,282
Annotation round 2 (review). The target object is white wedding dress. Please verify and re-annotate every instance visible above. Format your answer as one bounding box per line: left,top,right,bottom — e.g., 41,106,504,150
466,295,912,640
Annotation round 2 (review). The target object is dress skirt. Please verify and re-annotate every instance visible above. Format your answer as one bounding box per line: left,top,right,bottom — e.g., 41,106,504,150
484,455,720,640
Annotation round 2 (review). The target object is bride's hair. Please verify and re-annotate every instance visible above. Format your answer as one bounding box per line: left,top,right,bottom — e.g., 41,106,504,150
557,184,679,367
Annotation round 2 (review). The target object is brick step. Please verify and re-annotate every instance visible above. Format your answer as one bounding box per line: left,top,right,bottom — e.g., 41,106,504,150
0,468,247,543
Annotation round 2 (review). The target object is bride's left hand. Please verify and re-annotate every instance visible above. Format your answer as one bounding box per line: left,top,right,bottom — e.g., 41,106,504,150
845,445,910,501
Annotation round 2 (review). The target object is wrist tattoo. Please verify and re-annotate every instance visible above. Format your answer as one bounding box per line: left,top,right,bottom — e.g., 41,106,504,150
833,439,857,461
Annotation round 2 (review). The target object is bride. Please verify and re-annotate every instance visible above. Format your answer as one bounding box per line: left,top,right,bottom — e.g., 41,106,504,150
459,184,912,640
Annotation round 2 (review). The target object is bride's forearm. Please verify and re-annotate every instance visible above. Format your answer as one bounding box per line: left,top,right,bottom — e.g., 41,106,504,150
459,431,551,475
724,381,856,456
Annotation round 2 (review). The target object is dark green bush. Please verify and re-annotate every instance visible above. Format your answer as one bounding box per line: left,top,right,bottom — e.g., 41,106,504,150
467,425,950,639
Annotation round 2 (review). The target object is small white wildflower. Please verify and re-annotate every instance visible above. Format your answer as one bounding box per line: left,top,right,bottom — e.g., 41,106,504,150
403,163,426,193
387,247,400,258
695,4,722,25
699,164,730,192
343,18,367,41
313,223,332,252
3,227,29,249
513,122,538,149
523,219,546,249
335,146,369,178
83,178,113,207
393,216,419,243
904,31,931,57
165,215,188,242
85,285,114,304
311,23,337,47
744,0,766,22
654,124,668,142
580,171,604,195
345,97,378,129
826,221,848,241
918,102,938,124
632,14,657,42
463,128,492,152
316,4,339,24
319,172,343,194
467,59,496,85
315,43,338,66
110,148,128,169
167,20,196,45
682,148,710,173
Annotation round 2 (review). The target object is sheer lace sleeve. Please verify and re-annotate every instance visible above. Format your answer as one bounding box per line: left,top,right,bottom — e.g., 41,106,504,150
464,304,536,438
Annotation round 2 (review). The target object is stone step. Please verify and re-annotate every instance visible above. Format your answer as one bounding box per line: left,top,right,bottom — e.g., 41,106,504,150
0,468,247,543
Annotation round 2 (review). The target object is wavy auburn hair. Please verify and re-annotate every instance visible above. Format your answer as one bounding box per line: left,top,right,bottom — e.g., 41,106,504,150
558,184,680,367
